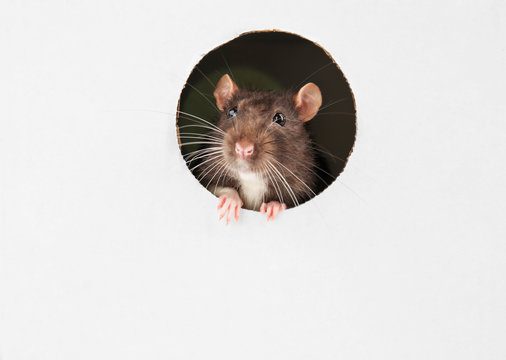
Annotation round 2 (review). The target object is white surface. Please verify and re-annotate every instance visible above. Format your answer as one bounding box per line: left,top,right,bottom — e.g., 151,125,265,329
1,1,505,359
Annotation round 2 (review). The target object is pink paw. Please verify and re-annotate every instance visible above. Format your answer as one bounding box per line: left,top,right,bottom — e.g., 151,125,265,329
260,201,287,221
217,192,243,224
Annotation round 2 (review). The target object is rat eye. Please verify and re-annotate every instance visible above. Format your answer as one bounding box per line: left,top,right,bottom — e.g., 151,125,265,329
272,112,286,126
227,107,238,119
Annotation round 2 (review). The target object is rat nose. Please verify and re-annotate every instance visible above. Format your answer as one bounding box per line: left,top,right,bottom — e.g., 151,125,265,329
235,140,254,158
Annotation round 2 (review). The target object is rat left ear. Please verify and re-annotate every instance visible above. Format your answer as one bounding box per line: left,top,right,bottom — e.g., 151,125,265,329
213,74,239,111
294,83,322,122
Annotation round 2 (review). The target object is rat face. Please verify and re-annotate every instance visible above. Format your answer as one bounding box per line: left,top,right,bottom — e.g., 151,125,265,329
213,74,322,177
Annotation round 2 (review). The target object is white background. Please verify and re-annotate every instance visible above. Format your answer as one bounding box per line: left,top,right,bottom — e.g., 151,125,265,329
1,1,505,359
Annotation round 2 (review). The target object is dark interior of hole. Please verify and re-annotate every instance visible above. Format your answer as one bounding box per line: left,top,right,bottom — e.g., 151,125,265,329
177,31,356,202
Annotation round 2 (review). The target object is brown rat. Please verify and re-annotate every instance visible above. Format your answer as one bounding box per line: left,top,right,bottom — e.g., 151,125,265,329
188,74,322,222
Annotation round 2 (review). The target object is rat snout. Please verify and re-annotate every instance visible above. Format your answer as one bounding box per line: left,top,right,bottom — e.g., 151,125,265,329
235,140,254,159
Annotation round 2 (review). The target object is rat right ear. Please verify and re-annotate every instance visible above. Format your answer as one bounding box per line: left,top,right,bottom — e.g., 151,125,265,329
294,83,322,122
213,74,239,111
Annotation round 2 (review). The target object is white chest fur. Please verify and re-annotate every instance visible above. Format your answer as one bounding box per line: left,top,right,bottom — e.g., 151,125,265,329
237,171,267,210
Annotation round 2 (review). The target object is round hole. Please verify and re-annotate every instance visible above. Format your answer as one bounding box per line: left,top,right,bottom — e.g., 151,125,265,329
176,30,356,211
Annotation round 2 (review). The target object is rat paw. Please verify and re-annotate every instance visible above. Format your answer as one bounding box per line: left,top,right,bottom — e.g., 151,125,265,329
260,201,287,221
217,189,243,224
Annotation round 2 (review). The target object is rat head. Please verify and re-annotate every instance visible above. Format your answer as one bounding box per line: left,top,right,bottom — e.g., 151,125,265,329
213,74,322,174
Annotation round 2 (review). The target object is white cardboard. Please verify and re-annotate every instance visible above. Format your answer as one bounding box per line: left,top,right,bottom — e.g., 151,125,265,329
1,1,505,359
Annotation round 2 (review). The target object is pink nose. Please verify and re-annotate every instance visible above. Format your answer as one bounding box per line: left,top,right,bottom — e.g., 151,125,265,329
235,141,254,158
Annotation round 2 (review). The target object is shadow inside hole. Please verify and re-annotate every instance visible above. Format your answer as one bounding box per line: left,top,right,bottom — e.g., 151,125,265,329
177,30,356,207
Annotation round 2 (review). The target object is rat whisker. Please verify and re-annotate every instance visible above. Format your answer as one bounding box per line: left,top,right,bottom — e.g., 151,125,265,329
180,141,224,147
265,149,333,187
179,132,222,139
195,66,216,89
263,164,284,204
270,159,315,200
270,158,316,197
317,111,355,116
297,154,363,202
186,153,220,167
277,168,299,207
186,148,221,161
184,82,219,113
177,111,225,134
184,148,221,160
336,179,366,203
206,160,228,190
309,163,336,180
183,150,221,162
293,61,335,90
189,153,224,172
297,161,332,187
182,83,214,98
196,160,227,184
298,154,337,180
318,97,349,112
179,134,223,142
266,160,299,207
308,143,348,164
186,150,223,166
198,157,226,182
186,147,222,156
177,124,223,135
178,131,222,138
213,165,227,193
197,162,218,182
177,119,224,137
265,163,287,205
310,141,374,181
183,146,222,159
176,119,223,136
220,52,236,84
216,164,232,192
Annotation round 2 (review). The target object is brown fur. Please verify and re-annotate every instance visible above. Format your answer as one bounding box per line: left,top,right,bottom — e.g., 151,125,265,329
197,75,321,210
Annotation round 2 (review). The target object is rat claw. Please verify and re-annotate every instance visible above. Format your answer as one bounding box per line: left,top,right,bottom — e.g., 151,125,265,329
266,206,273,220
271,204,281,220
216,189,243,224
218,199,230,220
262,201,286,221
217,195,227,209
226,205,233,224
234,204,240,222
260,203,267,214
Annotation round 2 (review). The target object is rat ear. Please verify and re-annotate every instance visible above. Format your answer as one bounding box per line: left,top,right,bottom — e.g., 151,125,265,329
294,83,322,122
213,74,239,111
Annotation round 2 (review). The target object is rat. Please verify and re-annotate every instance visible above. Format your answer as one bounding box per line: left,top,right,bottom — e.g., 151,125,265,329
190,74,322,223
